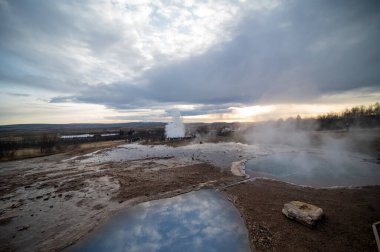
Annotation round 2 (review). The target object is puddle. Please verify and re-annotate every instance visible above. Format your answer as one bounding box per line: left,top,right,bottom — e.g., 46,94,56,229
66,190,250,252
246,151,380,187
60,134,94,139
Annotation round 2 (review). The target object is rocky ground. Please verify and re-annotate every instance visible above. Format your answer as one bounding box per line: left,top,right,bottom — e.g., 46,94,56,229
0,148,241,252
1,141,379,252
224,179,380,251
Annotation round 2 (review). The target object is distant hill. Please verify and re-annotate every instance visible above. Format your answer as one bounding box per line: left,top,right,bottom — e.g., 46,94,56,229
0,122,166,132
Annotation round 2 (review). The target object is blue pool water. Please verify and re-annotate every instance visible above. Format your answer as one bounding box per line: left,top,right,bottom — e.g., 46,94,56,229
66,190,250,252
246,152,380,187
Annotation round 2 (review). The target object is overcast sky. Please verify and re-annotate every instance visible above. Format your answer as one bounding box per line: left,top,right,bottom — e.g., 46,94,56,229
1,0,379,124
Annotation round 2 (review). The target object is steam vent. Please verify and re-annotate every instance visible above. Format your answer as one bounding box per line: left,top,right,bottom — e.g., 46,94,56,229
165,110,185,139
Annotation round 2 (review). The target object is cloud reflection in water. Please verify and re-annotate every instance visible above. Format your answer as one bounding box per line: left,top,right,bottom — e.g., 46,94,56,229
66,190,250,252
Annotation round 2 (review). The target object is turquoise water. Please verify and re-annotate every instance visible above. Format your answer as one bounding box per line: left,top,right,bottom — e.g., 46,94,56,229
246,152,380,187
66,190,250,252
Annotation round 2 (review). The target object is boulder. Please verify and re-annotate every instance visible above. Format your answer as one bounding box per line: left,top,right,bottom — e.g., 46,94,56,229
230,159,248,177
282,201,323,227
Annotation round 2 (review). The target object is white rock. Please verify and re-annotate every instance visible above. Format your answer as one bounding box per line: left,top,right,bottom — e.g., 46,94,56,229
282,201,323,227
230,159,248,177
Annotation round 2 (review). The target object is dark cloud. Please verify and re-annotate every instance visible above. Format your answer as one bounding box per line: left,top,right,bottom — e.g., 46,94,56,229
166,104,236,117
49,96,79,103
55,0,380,113
5,92,29,97
0,0,140,92
151,0,380,102
2,0,380,118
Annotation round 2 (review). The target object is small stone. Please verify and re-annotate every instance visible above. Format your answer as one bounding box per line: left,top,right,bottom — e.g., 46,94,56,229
17,225,30,231
64,194,73,200
0,216,15,225
10,202,22,208
282,201,323,227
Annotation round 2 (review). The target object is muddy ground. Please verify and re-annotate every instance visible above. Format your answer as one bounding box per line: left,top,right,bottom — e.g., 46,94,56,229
0,141,379,252
224,179,380,251
0,148,241,252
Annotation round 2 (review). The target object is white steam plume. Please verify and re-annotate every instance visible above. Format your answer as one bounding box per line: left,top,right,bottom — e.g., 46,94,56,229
165,110,185,138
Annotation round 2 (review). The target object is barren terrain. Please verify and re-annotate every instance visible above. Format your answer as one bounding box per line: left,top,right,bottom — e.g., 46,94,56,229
224,179,380,251
0,146,241,251
1,139,379,252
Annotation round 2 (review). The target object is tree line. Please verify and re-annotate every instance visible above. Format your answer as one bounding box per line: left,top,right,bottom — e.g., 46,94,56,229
317,102,380,130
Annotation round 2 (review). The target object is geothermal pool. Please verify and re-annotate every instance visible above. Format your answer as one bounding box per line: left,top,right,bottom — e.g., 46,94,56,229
66,190,250,252
79,143,380,187
246,151,380,187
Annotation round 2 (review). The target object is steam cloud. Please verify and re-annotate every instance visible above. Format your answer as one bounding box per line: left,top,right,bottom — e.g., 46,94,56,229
165,110,185,138
238,119,380,186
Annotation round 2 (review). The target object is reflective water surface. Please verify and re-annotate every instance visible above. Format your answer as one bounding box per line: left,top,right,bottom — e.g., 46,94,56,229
246,152,380,187
66,190,250,252
60,134,94,139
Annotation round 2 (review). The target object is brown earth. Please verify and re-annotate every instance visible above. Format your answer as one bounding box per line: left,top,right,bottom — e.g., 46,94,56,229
105,162,240,201
224,179,380,252
0,140,125,162
0,151,241,252
1,140,380,252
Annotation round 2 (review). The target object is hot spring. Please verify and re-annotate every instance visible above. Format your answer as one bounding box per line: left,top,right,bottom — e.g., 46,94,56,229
246,151,380,187
66,190,250,252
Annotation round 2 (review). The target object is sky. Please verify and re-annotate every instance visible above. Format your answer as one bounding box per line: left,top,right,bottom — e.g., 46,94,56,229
0,0,379,125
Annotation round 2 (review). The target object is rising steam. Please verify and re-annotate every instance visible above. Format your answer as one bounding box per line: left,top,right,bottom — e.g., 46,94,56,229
165,110,185,138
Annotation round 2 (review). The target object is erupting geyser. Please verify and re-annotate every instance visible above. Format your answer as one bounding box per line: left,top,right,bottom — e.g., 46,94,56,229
165,110,185,138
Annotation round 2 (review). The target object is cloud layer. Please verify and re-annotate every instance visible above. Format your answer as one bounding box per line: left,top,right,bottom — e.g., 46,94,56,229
1,0,380,123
